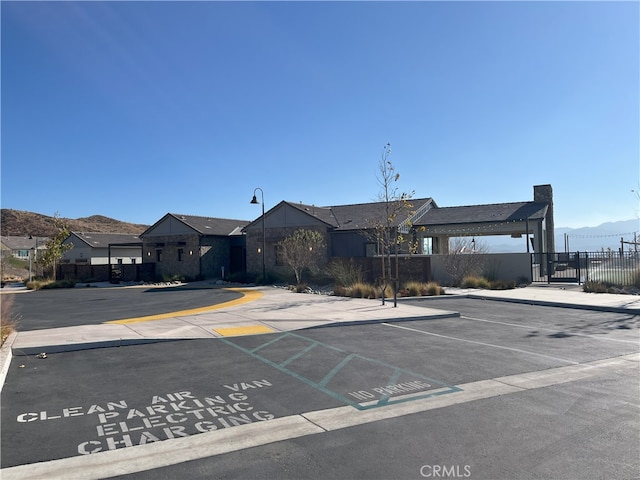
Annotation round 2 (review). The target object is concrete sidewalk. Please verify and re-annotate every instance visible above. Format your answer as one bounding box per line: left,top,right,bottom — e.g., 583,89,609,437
7,286,460,355
5,284,640,357
442,283,640,314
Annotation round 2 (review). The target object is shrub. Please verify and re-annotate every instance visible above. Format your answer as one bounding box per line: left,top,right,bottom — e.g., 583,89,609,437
377,284,392,299
461,276,516,290
333,285,348,297
461,276,491,289
583,280,611,293
424,281,445,296
25,279,76,290
489,279,516,290
333,282,379,299
26,279,62,290
325,259,364,287
403,281,445,296
351,282,375,298
41,279,77,289
1,294,19,345
404,281,423,297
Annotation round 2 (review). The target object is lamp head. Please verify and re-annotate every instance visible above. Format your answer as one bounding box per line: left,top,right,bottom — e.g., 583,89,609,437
250,195,259,205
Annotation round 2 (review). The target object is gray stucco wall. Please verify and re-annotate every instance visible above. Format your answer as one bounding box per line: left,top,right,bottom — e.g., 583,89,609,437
430,253,532,285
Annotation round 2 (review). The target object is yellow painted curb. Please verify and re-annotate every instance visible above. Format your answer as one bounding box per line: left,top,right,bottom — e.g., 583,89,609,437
214,325,275,337
105,288,264,325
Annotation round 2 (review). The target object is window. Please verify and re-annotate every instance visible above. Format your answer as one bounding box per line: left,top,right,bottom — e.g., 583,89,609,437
156,250,163,262
422,237,433,255
365,242,378,257
178,248,184,261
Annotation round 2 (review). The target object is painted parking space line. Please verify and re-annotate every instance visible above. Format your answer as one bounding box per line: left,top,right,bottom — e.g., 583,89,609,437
383,322,581,365
214,325,275,336
460,315,640,345
104,288,264,325
4,354,634,480
221,332,462,410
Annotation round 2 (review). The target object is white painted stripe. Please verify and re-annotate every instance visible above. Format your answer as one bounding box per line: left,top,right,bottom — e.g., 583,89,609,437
1,354,636,480
382,322,582,365
302,379,523,431
461,315,640,345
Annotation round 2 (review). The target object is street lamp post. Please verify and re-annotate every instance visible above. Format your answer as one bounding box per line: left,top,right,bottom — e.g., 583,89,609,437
250,187,266,281
28,235,38,281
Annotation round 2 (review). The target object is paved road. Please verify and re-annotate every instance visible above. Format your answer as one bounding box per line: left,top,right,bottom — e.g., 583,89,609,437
402,296,640,340
7,285,243,330
2,297,638,479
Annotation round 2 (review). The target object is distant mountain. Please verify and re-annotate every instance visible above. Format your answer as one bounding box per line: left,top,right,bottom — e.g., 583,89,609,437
0,209,149,237
484,219,639,253
555,219,639,252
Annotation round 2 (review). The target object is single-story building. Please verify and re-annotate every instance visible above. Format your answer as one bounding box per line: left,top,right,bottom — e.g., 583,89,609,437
1,236,48,260
414,184,554,255
55,185,553,284
243,184,555,282
61,232,143,265
140,213,249,280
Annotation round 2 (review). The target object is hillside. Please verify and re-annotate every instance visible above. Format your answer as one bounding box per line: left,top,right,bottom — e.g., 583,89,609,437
484,219,639,253
0,209,149,236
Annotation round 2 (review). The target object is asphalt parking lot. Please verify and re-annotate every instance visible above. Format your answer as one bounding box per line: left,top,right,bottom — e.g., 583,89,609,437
1,296,638,479
8,285,243,329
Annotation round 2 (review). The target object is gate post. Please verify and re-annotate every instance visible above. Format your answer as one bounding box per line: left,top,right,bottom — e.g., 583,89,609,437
585,251,589,283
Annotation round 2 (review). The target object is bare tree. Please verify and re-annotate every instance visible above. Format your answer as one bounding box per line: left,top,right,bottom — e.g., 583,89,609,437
371,143,414,306
277,229,325,284
441,237,488,286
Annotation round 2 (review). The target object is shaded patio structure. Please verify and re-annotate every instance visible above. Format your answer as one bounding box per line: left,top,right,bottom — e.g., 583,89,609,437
414,184,554,255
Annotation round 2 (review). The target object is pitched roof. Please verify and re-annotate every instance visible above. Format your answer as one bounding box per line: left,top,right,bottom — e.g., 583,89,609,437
275,198,436,231
415,201,548,226
168,214,250,236
0,236,49,250
69,232,142,248
284,202,339,227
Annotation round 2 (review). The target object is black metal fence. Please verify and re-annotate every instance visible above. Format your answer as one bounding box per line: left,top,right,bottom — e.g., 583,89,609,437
531,251,640,285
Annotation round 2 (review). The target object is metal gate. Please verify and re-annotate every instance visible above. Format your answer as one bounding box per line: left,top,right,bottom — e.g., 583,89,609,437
532,251,640,285
531,252,582,283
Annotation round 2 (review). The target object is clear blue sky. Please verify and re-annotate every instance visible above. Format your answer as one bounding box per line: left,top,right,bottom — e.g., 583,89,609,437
2,1,638,229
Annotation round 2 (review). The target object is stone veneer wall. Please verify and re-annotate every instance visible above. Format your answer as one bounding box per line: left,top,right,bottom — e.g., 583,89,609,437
246,225,330,279
142,234,201,280
534,184,555,253
342,256,432,284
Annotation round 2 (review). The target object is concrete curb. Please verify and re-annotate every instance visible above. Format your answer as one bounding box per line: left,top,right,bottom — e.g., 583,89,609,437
314,311,461,329
10,311,462,356
463,293,640,315
11,338,181,356
0,331,18,393
396,292,640,315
